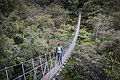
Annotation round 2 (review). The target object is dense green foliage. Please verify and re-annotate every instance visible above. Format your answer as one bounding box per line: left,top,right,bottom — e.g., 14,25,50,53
0,0,71,68
56,0,120,80
0,0,120,80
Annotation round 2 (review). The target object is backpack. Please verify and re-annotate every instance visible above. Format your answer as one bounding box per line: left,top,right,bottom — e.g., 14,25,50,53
57,47,61,53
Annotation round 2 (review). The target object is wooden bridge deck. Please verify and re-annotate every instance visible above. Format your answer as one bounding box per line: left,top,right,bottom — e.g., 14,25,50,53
42,10,82,80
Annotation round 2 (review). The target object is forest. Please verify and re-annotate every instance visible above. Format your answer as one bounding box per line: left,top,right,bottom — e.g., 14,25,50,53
0,0,120,80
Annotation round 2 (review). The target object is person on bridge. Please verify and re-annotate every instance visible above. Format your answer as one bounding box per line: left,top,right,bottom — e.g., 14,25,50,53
55,43,64,65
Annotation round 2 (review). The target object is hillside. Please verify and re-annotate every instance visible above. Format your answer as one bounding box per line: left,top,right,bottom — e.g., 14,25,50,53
0,0,120,80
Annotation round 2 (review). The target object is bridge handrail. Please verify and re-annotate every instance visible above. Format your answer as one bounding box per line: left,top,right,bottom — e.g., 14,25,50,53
0,36,73,72
42,8,82,80
13,55,58,80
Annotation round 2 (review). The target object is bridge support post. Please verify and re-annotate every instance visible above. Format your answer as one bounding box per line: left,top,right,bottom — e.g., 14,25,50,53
21,62,26,80
50,53,52,70
39,56,44,78
47,53,53,80
31,59,37,80
5,67,9,80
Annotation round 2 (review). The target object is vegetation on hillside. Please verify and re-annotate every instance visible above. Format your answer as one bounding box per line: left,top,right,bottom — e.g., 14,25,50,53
0,0,120,80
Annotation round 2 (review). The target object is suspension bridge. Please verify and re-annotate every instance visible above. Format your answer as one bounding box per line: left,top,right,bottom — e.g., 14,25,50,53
0,9,82,80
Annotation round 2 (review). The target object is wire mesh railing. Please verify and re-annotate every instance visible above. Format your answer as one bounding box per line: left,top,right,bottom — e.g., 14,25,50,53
0,35,74,80
50,9,82,80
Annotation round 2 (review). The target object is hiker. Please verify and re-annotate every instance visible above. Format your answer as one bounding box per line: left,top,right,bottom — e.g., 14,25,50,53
55,43,64,65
